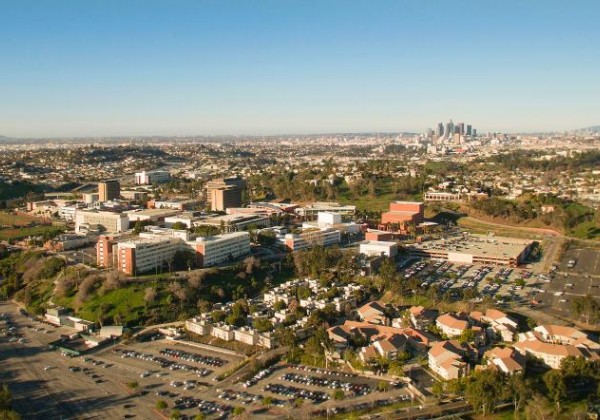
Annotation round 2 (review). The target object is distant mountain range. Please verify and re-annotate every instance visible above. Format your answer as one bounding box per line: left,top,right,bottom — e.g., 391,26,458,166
575,125,600,133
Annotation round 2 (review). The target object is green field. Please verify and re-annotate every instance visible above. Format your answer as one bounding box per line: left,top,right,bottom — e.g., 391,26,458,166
0,225,64,241
0,211,44,227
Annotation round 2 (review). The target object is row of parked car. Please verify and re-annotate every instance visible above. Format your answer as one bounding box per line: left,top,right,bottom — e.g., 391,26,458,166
289,364,357,378
217,389,267,406
263,383,329,403
115,348,212,377
243,365,276,388
311,394,413,417
172,395,232,415
160,347,227,367
403,260,428,279
280,373,372,395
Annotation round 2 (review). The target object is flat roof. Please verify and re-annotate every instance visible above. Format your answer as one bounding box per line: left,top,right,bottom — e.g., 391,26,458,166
410,234,533,259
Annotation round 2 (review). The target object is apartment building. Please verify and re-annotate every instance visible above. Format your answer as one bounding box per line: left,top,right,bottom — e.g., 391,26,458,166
428,340,472,380
75,209,129,233
98,180,120,202
436,313,469,338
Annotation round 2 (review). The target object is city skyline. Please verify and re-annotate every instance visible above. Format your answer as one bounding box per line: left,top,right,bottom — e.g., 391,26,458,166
1,0,599,137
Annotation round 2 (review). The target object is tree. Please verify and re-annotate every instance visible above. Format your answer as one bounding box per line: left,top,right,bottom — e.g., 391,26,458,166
170,409,181,419
377,381,390,392
262,396,273,407
432,381,445,398
332,389,345,400
505,374,531,414
464,370,504,416
171,222,187,231
543,370,566,409
232,406,245,416
126,381,139,390
156,400,168,410
144,287,157,305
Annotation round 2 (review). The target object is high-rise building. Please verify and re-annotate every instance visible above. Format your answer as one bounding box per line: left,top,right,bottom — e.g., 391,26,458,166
206,177,246,211
466,125,472,136
446,120,454,139
473,129,477,137
98,180,120,202
458,123,465,135
436,122,444,137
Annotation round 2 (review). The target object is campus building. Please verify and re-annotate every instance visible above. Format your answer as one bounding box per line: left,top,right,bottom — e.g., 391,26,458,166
424,191,462,202
283,227,341,251
295,202,356,220
206,177,246,211
98,180,120,202
135,170,171,185
381,201,424,226
96,228,250,275
74,209,129,233
359,241,398,258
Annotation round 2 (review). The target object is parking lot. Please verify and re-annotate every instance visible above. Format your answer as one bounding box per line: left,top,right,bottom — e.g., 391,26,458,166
239,363,413,412
0,301,158,419
535,246,600,318
401,259,538,306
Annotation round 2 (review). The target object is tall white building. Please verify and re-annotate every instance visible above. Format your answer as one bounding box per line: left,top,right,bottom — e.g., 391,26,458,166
135,170,171,185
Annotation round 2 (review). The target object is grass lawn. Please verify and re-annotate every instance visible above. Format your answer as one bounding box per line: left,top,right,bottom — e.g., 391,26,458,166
0,225,63,240
76,284,148,324
569,220,600,240
457,217,545,239
0,211,43,227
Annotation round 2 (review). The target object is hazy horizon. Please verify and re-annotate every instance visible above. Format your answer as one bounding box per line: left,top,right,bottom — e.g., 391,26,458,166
2,0,599,138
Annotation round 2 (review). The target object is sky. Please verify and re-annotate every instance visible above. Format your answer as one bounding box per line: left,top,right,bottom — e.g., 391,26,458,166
1,0,599,138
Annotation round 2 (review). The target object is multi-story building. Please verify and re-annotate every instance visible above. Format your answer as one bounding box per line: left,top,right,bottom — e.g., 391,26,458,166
436,313,469,338
96,235,118,268
98,180,120,202
206,177,246,211
424,191,462,202
428,340,472,380
295,202,356,220
283,228,341,251
135,170,170,185
75,209,129,233
195,213,270,233
359,241,398,258
99,229,251,275
380,201,424,226
192,232,251,267
407,235,533,267
148,198,201,211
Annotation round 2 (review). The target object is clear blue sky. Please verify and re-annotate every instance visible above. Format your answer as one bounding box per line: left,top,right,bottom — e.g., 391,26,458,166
1,0,599,137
